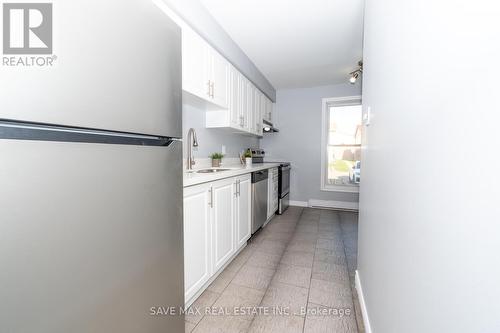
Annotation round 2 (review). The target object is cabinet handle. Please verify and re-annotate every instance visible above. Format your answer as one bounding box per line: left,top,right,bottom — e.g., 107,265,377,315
237,180,240,196
210,82,215,98
207,81,211,97
208,188,213,208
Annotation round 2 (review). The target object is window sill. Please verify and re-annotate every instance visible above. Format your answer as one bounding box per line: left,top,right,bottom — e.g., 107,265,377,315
321,185,359,193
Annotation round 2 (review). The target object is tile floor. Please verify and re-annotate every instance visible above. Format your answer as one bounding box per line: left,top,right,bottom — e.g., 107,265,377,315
185,207,364,333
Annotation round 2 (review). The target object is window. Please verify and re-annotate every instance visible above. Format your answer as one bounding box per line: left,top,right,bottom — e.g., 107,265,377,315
321,96,362,192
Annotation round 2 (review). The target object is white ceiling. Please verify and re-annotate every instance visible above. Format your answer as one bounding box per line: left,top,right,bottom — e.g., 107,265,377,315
199,0,365,89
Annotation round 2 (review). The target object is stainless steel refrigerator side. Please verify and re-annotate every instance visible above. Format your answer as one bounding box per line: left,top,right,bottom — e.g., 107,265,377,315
0,140,184,332
0,0,182,138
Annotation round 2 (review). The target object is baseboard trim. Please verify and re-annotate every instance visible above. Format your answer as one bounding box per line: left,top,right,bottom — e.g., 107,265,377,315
289,200,308,207
355,270,372,333
309,199,359,211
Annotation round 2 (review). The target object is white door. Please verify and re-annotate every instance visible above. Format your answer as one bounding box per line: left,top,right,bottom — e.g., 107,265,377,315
235,175,252,249
210,50,229,108
183,183,212,301
212,178,235,272
182,28,210,101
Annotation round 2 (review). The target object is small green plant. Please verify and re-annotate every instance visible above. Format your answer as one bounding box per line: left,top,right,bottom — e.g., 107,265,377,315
210,152,224,160
244,150,252,158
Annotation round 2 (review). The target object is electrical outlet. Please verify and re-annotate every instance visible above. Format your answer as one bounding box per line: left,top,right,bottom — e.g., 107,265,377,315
221,145,226,155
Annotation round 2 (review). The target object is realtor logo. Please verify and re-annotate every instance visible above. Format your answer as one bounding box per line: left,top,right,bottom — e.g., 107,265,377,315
3,3,52,54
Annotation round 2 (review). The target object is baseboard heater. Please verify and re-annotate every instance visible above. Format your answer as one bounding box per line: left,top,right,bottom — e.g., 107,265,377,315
308,199,359,211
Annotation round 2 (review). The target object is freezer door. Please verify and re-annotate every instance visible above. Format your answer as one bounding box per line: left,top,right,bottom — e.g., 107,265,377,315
0,0,181,138
0,140,184,333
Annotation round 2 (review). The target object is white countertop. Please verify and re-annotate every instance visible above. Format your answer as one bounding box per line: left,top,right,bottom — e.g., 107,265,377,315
183,163,281,187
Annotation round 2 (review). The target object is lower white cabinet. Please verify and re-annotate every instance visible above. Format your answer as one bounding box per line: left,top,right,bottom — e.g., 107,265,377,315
235,174,252,249
183,174,252,305
183,182,212,303
212,177,236,272
267,167,279,220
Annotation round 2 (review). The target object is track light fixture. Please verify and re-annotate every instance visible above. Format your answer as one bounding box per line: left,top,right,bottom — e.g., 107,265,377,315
349,60,363,84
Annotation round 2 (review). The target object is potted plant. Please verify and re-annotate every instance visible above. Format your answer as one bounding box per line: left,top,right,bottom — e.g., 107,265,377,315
210,152,224,168
244,150,252,167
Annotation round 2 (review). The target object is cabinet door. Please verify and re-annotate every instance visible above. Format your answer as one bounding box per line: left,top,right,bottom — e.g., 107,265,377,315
267,167,279,217
243,78,253,133
262,96,269,122
248,84,256,134
235,175,252,249
257,92,265,136
267,169,274,219
238,74,246,130
229,66,241,129
210,50,229,108
182,28,210,100
269,100,274,123
212,178,235,272
266,98,273,123
183,183,212,301
273,168,279,212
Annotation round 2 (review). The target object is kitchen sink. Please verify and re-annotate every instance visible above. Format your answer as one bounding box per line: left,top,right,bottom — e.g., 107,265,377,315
188,168,232,174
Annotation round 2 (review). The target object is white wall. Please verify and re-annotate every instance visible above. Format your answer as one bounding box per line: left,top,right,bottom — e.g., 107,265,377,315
161,0,276,101
182,102,259,162
358,0,500,332
261,83,362,204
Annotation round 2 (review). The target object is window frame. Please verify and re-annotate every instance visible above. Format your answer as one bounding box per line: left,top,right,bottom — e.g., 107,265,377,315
320,96,362,193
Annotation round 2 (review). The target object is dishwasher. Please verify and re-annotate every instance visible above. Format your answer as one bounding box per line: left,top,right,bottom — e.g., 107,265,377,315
251,169,268,234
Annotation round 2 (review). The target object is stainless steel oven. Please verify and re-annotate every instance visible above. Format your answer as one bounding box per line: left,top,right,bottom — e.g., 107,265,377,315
246,148,291,215
278,163,291,214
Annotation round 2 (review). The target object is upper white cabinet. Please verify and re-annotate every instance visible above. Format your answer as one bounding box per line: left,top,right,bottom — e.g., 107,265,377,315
205,67,270,137
228,66,242,130
263,97,273,123
210,50,229,108
247,83,256,135
255,90,264,136
182,28,210,102
182,28,228,109
182,26,272,137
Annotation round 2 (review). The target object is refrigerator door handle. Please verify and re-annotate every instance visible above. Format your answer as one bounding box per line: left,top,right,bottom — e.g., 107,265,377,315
0,119,179,147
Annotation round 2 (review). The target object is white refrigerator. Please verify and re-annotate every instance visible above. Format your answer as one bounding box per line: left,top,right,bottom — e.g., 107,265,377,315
0,0,184,332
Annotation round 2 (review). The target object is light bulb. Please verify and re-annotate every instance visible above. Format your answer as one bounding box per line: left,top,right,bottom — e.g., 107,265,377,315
349,72,359,84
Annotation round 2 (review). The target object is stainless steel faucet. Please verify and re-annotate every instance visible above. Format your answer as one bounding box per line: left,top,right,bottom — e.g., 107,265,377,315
187,128,198,170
